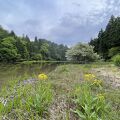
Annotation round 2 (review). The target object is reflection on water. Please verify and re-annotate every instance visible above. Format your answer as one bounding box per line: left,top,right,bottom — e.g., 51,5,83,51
0,62,58,89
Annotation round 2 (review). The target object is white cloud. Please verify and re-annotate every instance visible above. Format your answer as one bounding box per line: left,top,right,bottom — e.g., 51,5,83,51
0,0,120,45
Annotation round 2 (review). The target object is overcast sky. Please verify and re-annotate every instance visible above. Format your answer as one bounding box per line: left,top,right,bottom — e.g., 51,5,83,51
0,0,120,45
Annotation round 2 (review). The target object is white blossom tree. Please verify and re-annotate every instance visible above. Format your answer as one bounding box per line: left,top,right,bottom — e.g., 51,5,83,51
66,43,99,62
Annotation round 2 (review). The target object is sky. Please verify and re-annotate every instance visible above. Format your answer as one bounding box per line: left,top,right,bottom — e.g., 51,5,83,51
0,0,120,46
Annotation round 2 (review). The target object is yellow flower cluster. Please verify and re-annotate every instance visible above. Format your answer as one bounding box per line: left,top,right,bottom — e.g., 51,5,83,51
93,79,102,86
84,73,102,86
97,94,105,101
38,73,48,80
84,73,96,81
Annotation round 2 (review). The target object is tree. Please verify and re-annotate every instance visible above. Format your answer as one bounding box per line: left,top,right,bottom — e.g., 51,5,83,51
40,42,49,60
31,54,42,61
15,37,29,60
89,15,120,60
66,43,99,63
0,37,19,62
0,26,9,40
0,25,68,62
9,30,16,37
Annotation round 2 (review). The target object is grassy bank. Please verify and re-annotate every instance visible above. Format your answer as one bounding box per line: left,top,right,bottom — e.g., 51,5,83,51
0,63,120,119
19,60,70,65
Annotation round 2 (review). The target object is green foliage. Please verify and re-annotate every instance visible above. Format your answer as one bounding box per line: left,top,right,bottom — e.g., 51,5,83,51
31,53,42,60
108,47,120,57
0,26,68,62
112,54,120,66
0,37,19,62
15,37,30,60
73,82,110,120
28,82,53,116
0,81,53,119
66,43,99,62
0,26,9,39
89,15,120,60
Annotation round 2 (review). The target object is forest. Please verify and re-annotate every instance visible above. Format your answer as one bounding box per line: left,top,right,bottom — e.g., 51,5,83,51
89,15,120,60
1,15,120,63
0,26,68,62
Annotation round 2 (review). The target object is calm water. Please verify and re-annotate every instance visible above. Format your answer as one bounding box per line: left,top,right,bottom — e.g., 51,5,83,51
0,62,58,89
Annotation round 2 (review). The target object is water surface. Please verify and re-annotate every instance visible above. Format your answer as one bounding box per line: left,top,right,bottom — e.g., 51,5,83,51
0,62,58,89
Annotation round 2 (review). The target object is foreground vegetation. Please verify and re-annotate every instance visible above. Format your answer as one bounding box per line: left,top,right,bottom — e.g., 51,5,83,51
0,63,119,120
0,75,53,119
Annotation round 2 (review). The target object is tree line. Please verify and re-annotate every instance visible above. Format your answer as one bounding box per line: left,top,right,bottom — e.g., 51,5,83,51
89,15,120,60
0,26,68,62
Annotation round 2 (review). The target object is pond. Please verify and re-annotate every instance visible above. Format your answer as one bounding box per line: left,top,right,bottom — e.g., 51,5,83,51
0,62,59,89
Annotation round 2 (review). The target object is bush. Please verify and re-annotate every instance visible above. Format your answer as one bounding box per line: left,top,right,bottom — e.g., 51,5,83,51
108,47,120,58
112,54,120,66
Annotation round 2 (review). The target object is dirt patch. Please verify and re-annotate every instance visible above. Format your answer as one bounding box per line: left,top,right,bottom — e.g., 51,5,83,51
48,95,78,120
92,67,120,88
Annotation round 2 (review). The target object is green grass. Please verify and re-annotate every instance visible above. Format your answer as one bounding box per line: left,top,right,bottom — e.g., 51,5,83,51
49,64,120,119
0,63,120,119
20,60,70,65
0,78,53,119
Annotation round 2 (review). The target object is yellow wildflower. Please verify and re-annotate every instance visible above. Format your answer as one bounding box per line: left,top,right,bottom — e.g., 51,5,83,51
93,79,102,86
38,73,48,80
84,73,96,81
97,94,105,100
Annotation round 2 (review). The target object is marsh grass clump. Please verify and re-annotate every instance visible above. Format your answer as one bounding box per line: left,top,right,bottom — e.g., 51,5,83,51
0,77,53,119
58,65,69,73
73,82,110,120
71,73,111,120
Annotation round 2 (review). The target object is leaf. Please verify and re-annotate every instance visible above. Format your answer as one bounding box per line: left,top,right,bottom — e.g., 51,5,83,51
74,109,86,119
90,111,96,118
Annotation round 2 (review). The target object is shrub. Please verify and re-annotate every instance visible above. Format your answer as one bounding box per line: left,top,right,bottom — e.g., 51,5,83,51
108,47,120,58
112,54,120,66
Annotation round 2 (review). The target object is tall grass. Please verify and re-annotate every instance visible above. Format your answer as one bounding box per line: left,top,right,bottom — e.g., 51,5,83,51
0,79,53,119
73,82,110,120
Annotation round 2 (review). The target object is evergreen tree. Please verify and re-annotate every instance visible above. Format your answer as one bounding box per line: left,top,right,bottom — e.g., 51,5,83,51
89,15,120,60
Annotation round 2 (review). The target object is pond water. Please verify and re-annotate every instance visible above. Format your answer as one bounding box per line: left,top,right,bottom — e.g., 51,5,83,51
0,62,58,89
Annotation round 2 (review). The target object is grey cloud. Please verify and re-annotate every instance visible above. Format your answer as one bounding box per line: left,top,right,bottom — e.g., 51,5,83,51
0,0,120,45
